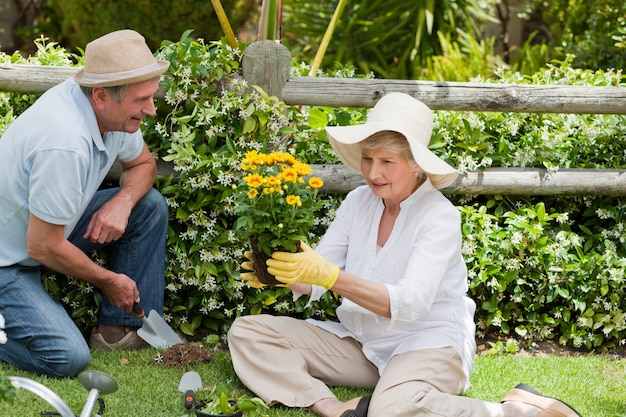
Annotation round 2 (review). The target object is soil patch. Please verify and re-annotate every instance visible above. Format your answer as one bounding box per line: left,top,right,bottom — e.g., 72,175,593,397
476,334,625,359
154,342,214,368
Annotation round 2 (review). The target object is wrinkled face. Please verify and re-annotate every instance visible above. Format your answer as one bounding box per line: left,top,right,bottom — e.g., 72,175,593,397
93,78,160,134
360,147,420,203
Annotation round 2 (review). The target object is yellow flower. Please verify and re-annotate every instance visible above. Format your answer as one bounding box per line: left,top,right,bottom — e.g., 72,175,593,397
244,173,263,188
281,168,298,183
293,161,312,176
308,177,324,189
266,176,280,187
235,150,325,257
241,158,253,171
286,195,301,205
272,151,296,165
243,150,269,169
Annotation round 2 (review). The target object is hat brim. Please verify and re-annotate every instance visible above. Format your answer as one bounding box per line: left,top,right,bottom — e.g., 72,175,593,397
73,60,170,87
326,121,459,189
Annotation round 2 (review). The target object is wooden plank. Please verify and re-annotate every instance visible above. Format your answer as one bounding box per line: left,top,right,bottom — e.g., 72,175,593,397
6,64,626,195
3,65,626,114
0,64,77,94
281,77,626,114
0,64,167,98
242,40,291,98
446,167,626,196
106,161,626,196
312,165,626,196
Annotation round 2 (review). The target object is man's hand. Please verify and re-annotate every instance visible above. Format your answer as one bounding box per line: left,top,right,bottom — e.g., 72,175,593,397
27,213,139,312
83,143,157,244
99,273,140,313
83,196,132,244
266,242,339,290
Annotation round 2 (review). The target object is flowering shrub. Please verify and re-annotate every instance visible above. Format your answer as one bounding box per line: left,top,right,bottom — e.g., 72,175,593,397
0,314,6,346
1,34,626,351
234,150,325,256
143,32,343,334
433,59,626,349
0,313,15,403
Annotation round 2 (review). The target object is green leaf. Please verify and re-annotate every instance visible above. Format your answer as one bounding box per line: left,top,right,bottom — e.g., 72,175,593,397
180,322,194,336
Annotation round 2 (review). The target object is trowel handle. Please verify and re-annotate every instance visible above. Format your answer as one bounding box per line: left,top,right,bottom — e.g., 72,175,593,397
132,302,145,319
184,389,195,409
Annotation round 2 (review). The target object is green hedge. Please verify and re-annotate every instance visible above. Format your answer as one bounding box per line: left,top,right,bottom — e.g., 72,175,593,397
1,34,625,351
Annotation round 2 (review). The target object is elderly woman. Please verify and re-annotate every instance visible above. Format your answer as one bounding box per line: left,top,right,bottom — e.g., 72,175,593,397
228,93,580,417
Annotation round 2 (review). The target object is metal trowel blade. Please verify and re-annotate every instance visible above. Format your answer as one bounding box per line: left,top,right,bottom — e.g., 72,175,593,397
178,371,203,410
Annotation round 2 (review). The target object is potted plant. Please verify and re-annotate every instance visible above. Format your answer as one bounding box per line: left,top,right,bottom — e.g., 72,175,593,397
234,150,325,285
192,384,268,417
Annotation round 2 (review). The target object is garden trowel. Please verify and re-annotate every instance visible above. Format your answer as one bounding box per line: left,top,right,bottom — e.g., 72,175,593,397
178,371,203,410
132,302,183,349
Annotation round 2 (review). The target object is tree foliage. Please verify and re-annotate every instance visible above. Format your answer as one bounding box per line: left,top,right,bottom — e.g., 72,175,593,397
521,0,626,71
14,0,258,53
281,0,498,79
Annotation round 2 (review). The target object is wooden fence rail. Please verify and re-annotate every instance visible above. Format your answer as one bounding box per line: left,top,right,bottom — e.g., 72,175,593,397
3,54,626,196
3,64,626,115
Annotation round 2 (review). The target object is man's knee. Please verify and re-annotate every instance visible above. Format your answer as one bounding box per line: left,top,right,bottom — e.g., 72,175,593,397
46,347,91,378
143,188,168,216
28,339,91,378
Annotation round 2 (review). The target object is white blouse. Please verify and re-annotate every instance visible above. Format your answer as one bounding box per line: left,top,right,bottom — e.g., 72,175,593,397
304,179,477,390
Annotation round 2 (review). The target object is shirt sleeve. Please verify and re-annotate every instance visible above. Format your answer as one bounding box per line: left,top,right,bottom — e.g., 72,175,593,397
114,130,145,163
29,148,88,225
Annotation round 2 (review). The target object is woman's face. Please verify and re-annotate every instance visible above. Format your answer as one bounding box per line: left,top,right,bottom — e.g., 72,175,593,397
360,147,421,203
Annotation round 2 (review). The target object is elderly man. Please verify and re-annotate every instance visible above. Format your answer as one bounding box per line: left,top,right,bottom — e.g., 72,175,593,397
0,29,169,377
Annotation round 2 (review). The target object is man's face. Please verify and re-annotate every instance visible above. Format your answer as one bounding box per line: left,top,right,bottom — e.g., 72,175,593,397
95,78,160,134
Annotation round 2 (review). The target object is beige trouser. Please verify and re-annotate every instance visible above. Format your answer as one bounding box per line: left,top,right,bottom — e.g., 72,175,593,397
227,314,507,417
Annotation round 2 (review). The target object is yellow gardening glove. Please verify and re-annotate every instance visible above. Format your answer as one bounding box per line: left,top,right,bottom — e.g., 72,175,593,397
240,251,267,289
266,242,339,290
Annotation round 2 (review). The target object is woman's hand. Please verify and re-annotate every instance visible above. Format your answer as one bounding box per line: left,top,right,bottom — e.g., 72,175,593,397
239,251,268,289
267,242,339,290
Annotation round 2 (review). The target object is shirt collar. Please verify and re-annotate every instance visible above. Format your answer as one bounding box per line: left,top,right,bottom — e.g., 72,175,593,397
400,177,435,209
69,79,106,153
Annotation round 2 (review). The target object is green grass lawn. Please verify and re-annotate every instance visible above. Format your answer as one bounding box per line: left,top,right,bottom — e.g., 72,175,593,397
1,348,624,416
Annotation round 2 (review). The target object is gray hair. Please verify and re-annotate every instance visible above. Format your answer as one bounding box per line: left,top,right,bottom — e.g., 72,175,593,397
357,130,415,164
80,84,131,101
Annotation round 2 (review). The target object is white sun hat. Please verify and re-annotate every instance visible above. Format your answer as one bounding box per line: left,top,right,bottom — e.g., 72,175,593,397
325,92,458,189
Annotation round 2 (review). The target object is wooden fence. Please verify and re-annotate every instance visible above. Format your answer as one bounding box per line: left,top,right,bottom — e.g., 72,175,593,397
3,40,626,196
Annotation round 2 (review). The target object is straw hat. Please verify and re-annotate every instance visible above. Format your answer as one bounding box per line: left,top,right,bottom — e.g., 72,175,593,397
325,92,458,189
74,29,169,87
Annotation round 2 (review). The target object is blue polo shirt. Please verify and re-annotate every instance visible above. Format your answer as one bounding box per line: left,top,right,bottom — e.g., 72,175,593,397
0,78,144,266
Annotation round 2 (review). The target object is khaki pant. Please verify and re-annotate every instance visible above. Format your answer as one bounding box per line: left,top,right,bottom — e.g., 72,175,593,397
228,315,507,417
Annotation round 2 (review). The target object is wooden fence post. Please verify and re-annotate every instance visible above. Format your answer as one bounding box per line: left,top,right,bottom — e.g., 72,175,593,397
241,40,291,98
